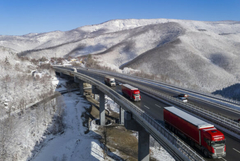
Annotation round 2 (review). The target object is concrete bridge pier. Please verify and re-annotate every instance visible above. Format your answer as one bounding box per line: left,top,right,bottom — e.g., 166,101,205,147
124,111,150,161
79,80,84,95
74,76,78,83
74,77,84,95
92,85,105,126
119,106,125,125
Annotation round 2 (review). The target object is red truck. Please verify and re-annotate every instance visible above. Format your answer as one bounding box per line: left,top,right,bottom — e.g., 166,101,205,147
164,106,226,158
121,84,141,101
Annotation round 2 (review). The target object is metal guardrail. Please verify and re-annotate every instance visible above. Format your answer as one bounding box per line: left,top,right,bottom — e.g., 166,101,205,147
53,66,205,161
89,68,240,106
83,68,240,135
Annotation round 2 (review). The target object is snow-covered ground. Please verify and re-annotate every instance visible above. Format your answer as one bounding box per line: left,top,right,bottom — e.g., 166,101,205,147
30,78,174,161
31,93,107,161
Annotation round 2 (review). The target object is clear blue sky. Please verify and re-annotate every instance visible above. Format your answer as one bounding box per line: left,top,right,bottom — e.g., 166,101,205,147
0,0,239,35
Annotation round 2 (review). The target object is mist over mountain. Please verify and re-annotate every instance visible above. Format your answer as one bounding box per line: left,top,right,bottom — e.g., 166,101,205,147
1,18,240,93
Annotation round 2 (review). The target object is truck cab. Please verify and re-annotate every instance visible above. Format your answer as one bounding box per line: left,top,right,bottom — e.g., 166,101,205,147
132,90,141,101
104,76,116,87
109,78,116,86
201,128,226,158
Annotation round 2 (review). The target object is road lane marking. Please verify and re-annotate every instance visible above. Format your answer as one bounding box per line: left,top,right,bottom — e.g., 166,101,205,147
233,148,240,154
155,104,162,108
221,158,227,161
144,105,150,109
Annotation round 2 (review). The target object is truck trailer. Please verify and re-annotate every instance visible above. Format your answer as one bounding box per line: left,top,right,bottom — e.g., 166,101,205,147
121,84,141,101
164,106,226,158
104,76,116,87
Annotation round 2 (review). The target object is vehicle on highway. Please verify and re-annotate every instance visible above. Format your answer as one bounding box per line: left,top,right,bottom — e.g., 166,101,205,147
121,84,141,101
164,106,226,158
116,81,122,85
178,97,188,102
104,76,116,87
178,94,188,98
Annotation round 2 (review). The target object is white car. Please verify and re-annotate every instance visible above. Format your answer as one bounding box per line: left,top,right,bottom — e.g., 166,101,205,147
178,97,188,103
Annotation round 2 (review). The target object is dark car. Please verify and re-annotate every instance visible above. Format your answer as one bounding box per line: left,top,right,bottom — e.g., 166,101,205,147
178,94,188,98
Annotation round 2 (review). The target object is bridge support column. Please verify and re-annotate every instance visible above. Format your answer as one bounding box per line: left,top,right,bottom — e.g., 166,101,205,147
99,92,105,126
124,111,149,161
74,76,77,83
92,85,105,126
79,80,84,95
138,128,149,161
119,106,125,125
74,77,84,95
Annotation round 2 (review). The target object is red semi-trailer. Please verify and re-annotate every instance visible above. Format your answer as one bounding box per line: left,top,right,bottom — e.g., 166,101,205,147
164,106,226,158
121,84,141,101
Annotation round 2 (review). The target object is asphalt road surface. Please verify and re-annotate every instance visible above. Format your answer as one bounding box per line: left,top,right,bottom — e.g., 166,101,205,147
76,68,240,161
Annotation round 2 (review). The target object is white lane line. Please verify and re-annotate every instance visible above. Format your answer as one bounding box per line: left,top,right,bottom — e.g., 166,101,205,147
233,148,240,154
155,104,161,108
221,158,227,161
144,105,150,109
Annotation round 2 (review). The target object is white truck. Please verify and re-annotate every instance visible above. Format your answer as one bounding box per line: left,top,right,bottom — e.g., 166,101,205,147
104,76,116,87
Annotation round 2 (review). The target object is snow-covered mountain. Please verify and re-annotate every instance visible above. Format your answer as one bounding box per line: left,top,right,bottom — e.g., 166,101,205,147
1,18,240,92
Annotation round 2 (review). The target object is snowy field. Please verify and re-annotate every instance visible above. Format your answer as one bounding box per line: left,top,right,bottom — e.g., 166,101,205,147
30,78,174,161
31,93,107,161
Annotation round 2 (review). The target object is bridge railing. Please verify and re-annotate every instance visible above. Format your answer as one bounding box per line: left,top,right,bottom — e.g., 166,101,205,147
88,67,240,106
54,66,205,161
54,67,204,161
80,67,240,135
118,77,240,135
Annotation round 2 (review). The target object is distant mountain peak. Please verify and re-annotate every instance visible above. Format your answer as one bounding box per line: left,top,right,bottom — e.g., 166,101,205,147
1,18,240,92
